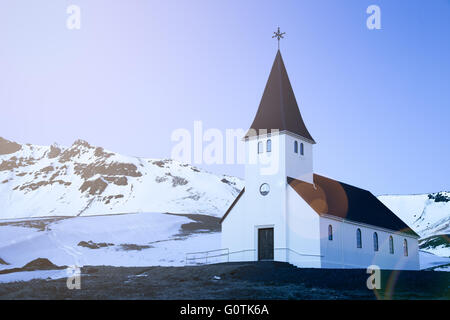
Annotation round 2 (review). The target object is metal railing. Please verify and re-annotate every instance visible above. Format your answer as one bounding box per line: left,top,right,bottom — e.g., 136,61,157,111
185,248,230,265
275,247,323,259
185,247,323,266
185,247,413,269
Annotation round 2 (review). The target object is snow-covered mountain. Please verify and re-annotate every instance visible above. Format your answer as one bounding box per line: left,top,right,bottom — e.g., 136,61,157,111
0,137,243,219
378,193,450,257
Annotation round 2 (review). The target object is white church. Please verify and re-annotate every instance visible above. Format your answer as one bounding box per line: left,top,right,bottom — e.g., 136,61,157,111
220,49,420,270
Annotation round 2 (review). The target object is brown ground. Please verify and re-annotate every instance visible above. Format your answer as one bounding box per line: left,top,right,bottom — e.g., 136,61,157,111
0,261,448,300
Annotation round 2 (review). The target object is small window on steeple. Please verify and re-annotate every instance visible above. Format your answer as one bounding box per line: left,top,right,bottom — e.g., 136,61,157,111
294,141,298,153
300,143,304,156
267,139,272,152
258,141,263,154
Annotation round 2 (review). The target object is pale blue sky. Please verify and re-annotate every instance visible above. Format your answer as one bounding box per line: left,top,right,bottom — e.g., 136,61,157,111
1,0,449,195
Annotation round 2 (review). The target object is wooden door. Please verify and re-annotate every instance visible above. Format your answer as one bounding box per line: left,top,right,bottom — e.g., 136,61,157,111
258,228,274,260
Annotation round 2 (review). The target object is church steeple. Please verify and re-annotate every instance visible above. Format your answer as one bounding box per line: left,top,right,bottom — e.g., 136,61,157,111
246,50,315,144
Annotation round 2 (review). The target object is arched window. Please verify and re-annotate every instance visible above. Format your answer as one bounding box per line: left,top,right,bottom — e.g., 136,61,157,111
300,143,304,155
373,232,379,252
356,228,362,248
328,225,333,241
257,141,263,154
294,141,298,153
389,236,394,254
403,239,408,256
266,139,272,153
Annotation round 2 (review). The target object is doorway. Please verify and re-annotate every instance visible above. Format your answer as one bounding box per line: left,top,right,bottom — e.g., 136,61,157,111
258,228,274,260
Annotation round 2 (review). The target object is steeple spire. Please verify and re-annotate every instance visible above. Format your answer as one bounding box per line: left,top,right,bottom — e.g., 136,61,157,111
246,50,315,143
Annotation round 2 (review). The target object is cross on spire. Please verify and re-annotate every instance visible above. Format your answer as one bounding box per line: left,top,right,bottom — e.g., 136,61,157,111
272,27,286,50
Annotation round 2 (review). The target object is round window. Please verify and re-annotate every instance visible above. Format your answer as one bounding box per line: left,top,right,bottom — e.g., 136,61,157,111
259,183,270,196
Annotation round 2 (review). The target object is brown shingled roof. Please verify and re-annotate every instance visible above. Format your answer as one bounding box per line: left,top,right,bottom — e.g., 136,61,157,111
245,50,315,143
287,175,419,237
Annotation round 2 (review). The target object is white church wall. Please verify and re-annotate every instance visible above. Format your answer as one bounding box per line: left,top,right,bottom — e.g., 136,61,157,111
319,218,344,268
221,193,255,262
286,185,322,268
249,134,288,261
222,134,290,263
319,217,419,270
284,134,313,184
